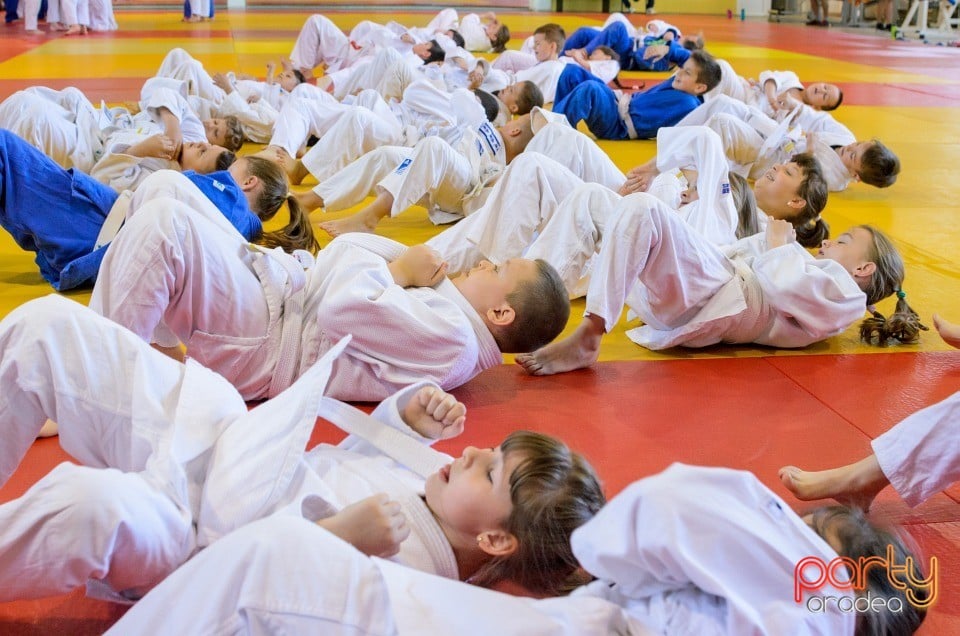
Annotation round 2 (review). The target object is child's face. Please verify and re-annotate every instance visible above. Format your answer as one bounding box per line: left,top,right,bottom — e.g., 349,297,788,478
413,42,434,60
485,22,501,42
424,445,519,538
498,83,521,113
753,161,806,219
278,69,300,92
203,118,230,147
533,33,557,62
671,59,706,96
803,83,841,110
452,258,538,315
180,142,228,173
838,141,871,176
816,227,874,275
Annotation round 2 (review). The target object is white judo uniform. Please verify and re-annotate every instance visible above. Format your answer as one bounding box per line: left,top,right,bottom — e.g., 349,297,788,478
580,193,868,349
89,198,501,402
872,390,960,507
0,295,465,603
0,86,103,172
428,125,734,297
104,465,853,635
298,83,485,185
314,109,618,226
680,94,858,192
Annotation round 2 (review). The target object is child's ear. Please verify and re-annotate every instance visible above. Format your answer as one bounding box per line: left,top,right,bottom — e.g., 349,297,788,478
477,530,518,557
508,102,519,115
485,303,516,327
787,197,807,211
240,175,260,191
853,261,877,280
694,82,708,96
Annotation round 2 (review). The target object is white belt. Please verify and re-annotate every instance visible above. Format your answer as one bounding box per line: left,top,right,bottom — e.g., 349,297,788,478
617,92,639,140
94,190,133,250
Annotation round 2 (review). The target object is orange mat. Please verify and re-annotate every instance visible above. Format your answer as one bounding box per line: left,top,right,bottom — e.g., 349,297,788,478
0,6,958,634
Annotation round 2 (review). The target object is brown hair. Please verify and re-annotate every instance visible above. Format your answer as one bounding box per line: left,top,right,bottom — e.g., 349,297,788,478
856,226,926,345
789,153,830,248
243,156,319,254
223,115,244,152
533,22,566,50
858,140,900,189
215,150,236,172
491,24,511,53
469,431,605,596
514,80,544,115
595,44,620,62
729,172,760,239
494,259,569,353
806,507,928,636
690,50,722,93
682,32,706,51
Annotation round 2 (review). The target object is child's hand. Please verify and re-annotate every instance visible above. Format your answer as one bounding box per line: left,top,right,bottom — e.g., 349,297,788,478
402,386,466,440
317,494,409,557
400,33,415,44
128,134,178,160
468,67,486,90
643,44,669,62
765,218,796,249
212,72,233,94
388,245,448,288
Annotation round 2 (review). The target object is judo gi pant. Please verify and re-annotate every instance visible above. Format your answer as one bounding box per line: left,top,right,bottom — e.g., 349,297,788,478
553,80,629,141
0,296,241,600
290,14,357,73
90,199,278,401
873,391,960,507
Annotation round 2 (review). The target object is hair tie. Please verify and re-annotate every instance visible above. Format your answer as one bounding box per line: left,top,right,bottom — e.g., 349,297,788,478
896,290,906,300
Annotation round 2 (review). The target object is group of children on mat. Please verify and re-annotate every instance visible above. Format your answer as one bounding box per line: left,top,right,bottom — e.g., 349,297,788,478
0,9,953,634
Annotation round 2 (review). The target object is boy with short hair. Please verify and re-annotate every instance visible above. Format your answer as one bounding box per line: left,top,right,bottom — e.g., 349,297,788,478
553,49,722,141
89,196,570,402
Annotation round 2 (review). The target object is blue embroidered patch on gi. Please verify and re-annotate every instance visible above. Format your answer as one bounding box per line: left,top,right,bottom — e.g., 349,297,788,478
394,158,413,175
477,122,502,155
212,179,226,192
721,182,730,195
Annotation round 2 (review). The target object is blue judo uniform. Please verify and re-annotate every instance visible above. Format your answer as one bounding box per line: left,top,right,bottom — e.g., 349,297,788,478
553,66,702,140
0,129,261,290
561,22,690,72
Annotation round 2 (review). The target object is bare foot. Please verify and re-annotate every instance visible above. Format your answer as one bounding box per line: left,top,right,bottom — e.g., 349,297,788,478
181,15,203,22
23,28,43,34
50,22,68,31
63,24,83,35
933,314,960,349
778,456,889,511
319,212,378,238
515,315,604,376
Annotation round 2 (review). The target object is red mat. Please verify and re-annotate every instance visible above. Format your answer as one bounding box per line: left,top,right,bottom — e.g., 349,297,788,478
2,354,957,633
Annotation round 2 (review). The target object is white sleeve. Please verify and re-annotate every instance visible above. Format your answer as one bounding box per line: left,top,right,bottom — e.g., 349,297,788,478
89,149,178,192
758,70,804,95
217,90,278,143
335,381,443,456
752,243,868,340
572,463,855,636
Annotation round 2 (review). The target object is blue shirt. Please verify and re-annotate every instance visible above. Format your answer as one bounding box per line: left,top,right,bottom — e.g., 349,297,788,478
55,171,262,290
628,80,703,139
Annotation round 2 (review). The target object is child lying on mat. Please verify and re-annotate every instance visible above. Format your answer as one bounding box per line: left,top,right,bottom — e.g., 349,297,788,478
0,295,602,603
104,464,930,635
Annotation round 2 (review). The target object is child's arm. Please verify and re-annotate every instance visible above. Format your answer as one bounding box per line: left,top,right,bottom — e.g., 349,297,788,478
125,134,179,160
265,61,278,85
387,244,449,288
156,106,183,153
316,494,410,558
